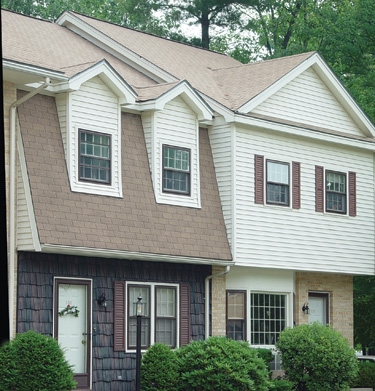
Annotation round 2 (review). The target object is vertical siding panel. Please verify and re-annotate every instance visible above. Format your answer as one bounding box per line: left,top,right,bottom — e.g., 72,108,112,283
292,162,301,209
180,283,190,346
114,281,125,351
254,155,264,204
349,171,356,217
315,165,324,212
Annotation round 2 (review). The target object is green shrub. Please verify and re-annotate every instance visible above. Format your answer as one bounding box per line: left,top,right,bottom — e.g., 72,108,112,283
255,347,273,371
350,361,375,388
0,330,76,391
272,378,295,391
141,343,178,391
176,336,272,391
276,323,358,391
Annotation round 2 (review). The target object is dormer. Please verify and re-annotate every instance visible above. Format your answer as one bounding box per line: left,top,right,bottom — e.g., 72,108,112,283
55,60,136,197
135,81,213,208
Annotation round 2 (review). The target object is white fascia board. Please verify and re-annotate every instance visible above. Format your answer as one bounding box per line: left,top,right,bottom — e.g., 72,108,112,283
3,60,68,85
40,244,233,266
56,12,177,84
128,81,214,124
239,52,375,137
234,113,375,151
55,60,137,105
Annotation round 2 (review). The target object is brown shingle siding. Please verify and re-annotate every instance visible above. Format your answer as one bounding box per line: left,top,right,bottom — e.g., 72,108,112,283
18,93,231,261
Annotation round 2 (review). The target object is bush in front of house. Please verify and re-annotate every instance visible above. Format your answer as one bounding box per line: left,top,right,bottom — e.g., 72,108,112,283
271,378,295,391
140,343,179,391
176,336,272,391
254,347,273,371
0,330,76,391
350,360,375,388
276,322,358,391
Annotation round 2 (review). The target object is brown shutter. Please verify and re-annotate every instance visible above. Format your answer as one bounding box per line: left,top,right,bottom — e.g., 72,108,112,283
315,165,324,212
254,155,264,204
114,281,125,351
180,283,190,346
349,171,356,217
292,162,301,209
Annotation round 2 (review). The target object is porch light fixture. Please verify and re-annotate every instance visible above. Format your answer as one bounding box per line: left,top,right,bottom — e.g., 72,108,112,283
136,295,144,391
97,292,107,307
302,302,309,315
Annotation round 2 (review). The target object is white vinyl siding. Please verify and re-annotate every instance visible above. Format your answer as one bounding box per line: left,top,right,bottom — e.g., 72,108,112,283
152,97,200,208
67,77,122,197
230,125,374,274
252,68,363,137
209,121,233,244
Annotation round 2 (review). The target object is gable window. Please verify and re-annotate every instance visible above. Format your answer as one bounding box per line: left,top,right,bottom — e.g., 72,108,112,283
79,130,111,184
127,284,177,350
326,171,346,213
266,160,290,206
226,291,246,341
251,293,286,345
163,145,190,195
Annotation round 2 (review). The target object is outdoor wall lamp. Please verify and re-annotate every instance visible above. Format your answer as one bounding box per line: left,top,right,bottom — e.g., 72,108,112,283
98,292,107,307
302,302,309,314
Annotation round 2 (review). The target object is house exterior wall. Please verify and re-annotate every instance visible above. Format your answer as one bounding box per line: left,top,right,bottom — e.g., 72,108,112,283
295,272,353,346
232,125,373,274
211,265,227,336
252,68,363,137
17,251,211,391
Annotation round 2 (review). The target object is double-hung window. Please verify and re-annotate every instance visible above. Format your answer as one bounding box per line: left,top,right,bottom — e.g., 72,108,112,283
79,130,111,184
266,160,290,206
251,293,286,345
127,284,177,349
326,171,346,213
226,291,246,341
163,145,190,195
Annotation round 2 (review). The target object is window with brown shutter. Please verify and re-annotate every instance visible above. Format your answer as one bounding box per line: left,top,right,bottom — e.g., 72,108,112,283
349,172,356,217
315,166,324,212
114,281,125,351
180,283,190,346
292,162,301,209
254,155,264,204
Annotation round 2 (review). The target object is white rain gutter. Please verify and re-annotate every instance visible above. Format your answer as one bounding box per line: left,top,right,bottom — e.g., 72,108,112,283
8,78,50,339
204,265,231,339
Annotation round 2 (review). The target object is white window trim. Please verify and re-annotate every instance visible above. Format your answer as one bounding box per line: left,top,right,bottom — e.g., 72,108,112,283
248,291,292,347
125,281,180,353
70,124,123,197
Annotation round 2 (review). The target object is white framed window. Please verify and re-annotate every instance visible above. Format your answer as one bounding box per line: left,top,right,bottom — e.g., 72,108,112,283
162,145,191,195
226,290,246,341
266,160,290,206
251,293,287,345
326,171,346,213
126,282,179,351
79,129,111,184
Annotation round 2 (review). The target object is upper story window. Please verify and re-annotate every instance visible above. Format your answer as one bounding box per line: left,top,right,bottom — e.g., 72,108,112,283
326,171,346,213
79,130,111,184
266,160,290,206
163,145,191,195
255,155,300,209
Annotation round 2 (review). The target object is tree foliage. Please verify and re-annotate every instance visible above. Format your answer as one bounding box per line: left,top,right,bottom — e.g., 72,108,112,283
354,276,375,354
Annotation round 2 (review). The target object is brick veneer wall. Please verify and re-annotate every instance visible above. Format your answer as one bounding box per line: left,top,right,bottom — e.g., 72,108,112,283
295,272,353,346
211,265,227,336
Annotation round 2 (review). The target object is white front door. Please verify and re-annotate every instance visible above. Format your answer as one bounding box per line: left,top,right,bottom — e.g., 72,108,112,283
55,279,91,389
308,293,328,324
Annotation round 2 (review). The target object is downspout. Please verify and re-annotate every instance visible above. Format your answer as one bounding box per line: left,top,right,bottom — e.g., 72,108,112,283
8,78,50,339
205,265,231,339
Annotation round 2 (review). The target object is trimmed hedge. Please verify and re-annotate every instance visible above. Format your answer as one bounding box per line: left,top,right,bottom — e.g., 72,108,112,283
350,361,375,388
0,330,76,391
276,323,358,391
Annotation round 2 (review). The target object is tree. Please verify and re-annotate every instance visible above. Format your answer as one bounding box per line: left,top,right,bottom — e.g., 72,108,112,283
354,276,375,355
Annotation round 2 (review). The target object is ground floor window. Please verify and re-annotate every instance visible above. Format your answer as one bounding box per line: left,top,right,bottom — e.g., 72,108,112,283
226,290,246,341
127,283,178,350
251,293,287,345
